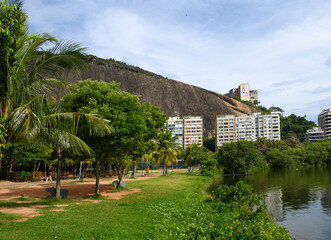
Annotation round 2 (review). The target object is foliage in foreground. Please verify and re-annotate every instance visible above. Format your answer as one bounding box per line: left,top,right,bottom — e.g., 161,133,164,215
146,180,291,239
0,173,291,239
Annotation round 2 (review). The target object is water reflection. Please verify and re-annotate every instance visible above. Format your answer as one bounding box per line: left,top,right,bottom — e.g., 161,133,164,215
264,187,283,221
219,168,331,240
321,189,331,216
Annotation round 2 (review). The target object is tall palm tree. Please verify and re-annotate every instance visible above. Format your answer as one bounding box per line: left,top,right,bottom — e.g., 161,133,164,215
0,1,112,198
156,130,180,175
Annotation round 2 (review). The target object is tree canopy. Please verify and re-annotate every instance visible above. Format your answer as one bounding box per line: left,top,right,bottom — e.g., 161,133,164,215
61,79,166,185
280,114,316,141
216,141,267,174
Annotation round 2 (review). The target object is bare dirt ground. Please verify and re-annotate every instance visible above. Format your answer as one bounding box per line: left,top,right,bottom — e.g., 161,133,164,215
0,174,160,222
0,174,160,201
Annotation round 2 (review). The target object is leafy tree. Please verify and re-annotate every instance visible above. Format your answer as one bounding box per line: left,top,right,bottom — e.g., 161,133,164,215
280,114,317,141
130,102,166,176
181,143,200,168
254,138,274,155
203,137,216,152
61,79,166,190
216,141,267,174
182,143,216,172
265,148,293,168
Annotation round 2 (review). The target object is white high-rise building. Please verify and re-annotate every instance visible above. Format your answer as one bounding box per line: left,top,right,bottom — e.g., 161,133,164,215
216,115,237,146
166,117,184,148
254,112,281,141
236,115,256,141
183,116,203,149
216,112,281,148
318,108,331,139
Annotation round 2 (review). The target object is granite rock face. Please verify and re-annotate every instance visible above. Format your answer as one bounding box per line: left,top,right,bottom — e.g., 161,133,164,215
63,57,259,137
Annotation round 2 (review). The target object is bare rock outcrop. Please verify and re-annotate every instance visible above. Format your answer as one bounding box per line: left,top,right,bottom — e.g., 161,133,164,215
63,57,259,137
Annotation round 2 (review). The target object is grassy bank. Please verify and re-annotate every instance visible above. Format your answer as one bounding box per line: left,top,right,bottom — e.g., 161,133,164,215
0,173,291,239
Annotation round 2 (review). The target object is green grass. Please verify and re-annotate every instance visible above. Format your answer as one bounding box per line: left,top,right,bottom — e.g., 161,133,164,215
0,173,290,239
0,173,209,239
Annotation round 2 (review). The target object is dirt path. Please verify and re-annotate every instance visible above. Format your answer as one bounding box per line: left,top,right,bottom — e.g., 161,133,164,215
0,174,160,222
0,174,160,200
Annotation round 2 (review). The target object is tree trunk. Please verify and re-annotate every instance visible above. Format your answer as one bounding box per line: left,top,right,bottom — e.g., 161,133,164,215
95,160,100,195
56,149,62,199
132,157,138,177
0,149,3,170
163,161,166,175
36,161,41,172
117,165,123,188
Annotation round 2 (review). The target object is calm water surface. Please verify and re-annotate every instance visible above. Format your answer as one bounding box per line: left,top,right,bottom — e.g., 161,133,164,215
220,168,331,240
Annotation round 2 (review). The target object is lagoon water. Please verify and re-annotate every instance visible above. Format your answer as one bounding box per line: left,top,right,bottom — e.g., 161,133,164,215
221,168,331,240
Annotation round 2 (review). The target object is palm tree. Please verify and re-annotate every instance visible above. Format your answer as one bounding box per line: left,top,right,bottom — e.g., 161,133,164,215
156,130,180,175
42,112,110,198
0,1,112,198
142,152,154,174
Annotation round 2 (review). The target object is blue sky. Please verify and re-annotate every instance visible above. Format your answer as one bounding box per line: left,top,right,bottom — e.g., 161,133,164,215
24,0,331,122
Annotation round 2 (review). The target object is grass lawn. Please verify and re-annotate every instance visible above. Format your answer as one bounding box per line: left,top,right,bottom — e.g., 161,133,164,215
0,172,211,240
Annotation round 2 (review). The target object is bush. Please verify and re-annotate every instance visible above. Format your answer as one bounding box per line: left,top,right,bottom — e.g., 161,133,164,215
150,180,292,239
200,169,211,176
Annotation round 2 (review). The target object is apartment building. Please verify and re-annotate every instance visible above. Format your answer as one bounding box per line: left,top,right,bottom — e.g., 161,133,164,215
236,115,256,141
305,127,325,142
216,115,237,147
216,112,281,148
318,108,331,139
225,83,258,103
254,112,281,141
166,117,184,148
183,116,203,149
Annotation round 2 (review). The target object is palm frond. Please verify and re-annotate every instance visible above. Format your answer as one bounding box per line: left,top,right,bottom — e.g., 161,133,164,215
43,112,111,136
39,127,93,155
33,39,88,79
6,105,41,141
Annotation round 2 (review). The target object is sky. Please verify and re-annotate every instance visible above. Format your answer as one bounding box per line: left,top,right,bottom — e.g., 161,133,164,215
24,0,331,122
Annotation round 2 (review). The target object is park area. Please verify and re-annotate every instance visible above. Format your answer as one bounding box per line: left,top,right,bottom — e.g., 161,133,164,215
0,172,208,239
0,172,291,240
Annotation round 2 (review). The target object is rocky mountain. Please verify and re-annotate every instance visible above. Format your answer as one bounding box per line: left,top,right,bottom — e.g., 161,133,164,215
63,56,259,137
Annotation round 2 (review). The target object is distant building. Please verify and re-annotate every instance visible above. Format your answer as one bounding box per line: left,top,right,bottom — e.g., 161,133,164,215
166,116,184,148
237,115,256,141
216,112,281,148
305,127,325,142
254,112,281,141
167,116,203,149
225,83,258,103
318,108,331,139
216,115,237,147
183,116,203,149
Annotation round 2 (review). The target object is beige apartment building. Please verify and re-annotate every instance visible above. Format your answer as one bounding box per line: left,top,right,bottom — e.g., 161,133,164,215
216,115,237,147
183,116,203,149
225,83,258,103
